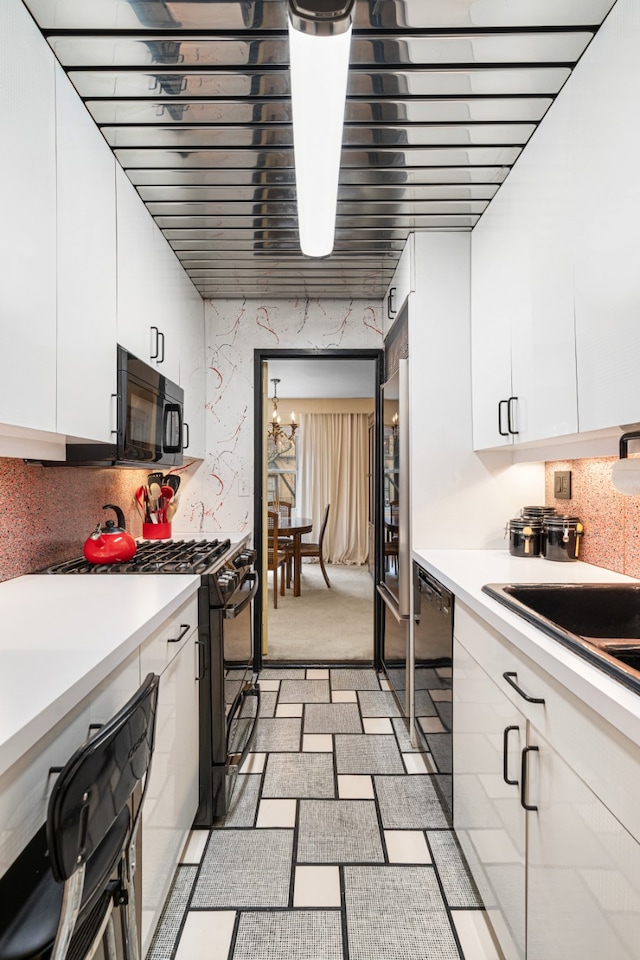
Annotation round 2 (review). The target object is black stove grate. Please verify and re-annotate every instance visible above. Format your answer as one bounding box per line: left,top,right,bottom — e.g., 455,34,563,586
43,538,232,575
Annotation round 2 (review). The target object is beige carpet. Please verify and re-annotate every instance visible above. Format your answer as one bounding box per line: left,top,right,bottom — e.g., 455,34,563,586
264,561,375,662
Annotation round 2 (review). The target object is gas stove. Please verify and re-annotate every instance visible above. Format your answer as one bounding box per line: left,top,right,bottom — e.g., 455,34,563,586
43,538,234,575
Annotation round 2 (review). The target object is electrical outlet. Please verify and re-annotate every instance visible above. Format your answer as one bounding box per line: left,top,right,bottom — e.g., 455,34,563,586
238,476,250,497
554,470,572,500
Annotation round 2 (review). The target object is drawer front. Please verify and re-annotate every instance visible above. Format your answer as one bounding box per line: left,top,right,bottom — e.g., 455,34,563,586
455,602,640,843
139,594,198,679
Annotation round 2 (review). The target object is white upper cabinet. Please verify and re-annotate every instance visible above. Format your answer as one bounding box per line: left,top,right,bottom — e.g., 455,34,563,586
570,13,640,433
384,235,414,334
179,293,206,460
115,166,159,366
0,0,57,433
471,134,578,450
55,65,118,442
471,223,514,449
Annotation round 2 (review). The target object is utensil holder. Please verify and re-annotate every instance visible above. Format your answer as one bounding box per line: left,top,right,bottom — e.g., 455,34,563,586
143,522,172,540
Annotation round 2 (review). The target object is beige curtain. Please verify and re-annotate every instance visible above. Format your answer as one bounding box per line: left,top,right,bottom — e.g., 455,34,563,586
298,413,369,564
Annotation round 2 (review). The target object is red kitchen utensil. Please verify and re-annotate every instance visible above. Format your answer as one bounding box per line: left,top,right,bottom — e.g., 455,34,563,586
160,484,174,502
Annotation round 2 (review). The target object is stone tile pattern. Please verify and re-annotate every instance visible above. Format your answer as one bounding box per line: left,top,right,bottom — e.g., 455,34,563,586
154,666,485,960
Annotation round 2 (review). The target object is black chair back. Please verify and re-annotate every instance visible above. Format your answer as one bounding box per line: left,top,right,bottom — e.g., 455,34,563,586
47,673,159,882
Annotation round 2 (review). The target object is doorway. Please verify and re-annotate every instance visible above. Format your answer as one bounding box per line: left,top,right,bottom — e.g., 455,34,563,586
253,349,384,671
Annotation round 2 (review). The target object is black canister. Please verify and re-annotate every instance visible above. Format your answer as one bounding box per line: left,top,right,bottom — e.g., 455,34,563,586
507,518,543,557
541,515,584,561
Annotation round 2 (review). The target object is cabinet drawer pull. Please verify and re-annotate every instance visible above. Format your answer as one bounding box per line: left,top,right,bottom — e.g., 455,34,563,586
168,623,190,644
157,330,165,364
150,325,160,360
498,399,509,437
503,725,520,786
195,639,205,680
507,396,519,435
387,286,397,319
520,745,539,811
503,671,545,704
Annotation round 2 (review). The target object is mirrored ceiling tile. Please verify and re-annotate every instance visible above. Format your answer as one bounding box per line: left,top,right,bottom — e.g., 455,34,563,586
102,123,534,149
344,98,552,123
138,183,498,202
353,0,616,29
125,165,509,186
348,66,571,95
101,125,295,148
144,199,488,217
68,70,291,98
114,145,519,168
87,96,551,127
49,31,592,68
23,0,617,30
85,99,292,125
23,0,287,30
349,32,592,64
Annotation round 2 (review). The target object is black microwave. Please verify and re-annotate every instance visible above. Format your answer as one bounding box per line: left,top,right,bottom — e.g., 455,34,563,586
64,346,185,467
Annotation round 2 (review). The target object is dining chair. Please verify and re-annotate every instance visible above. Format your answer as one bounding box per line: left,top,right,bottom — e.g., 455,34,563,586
298,503,331,588
0,672,160,960
267,510,290,608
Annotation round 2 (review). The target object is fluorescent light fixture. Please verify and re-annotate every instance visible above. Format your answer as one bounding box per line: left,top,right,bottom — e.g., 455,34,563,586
288,10,352,257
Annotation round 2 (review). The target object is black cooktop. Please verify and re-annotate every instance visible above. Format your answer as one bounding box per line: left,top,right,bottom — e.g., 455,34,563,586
43,538,232,575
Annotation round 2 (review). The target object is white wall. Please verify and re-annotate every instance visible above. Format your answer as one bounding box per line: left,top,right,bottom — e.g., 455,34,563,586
410,233,544,549
178,299,383,533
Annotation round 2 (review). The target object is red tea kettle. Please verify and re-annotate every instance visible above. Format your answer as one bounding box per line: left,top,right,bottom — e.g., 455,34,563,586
84,504,137,564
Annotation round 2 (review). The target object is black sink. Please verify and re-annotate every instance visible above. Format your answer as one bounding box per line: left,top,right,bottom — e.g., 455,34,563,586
483,582,640,694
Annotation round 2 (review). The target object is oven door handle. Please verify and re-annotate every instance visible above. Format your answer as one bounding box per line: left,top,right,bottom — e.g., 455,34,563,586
226,681,261,772
224,572,259,619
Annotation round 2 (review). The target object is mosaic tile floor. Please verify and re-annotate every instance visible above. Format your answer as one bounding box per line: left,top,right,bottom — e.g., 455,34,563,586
147,667,503,960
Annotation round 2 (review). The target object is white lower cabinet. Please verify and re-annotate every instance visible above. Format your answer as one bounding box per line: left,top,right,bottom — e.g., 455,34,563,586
454,635,526,960
140,601,199,956
526,727,640,960
454,605,640,960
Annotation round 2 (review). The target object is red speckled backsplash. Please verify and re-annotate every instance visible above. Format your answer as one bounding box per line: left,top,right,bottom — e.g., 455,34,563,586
545,457,640,579
0,458,152,582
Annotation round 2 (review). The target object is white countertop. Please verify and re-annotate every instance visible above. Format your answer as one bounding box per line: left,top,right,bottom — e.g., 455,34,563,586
412,548,640,745
0,574,200,777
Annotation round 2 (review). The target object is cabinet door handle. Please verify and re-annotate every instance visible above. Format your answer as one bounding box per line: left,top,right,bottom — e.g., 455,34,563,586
168,623,190,644
498,399,509,437
157,330,165,364
503,725,520,785
520,745,539,811
387,286,397,319
150,325,160,360
195,639,205,680
503,671,545,704
183,421,190,450
507,396,519,435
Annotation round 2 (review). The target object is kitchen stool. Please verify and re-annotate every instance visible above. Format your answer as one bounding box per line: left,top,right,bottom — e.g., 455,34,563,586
0,672,160,960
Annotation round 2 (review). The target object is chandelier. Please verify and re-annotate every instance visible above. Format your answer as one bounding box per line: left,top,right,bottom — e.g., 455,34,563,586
268,378,298,445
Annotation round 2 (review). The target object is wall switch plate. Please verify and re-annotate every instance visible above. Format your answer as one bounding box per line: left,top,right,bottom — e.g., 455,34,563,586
238,476,250,497
554,470,572,500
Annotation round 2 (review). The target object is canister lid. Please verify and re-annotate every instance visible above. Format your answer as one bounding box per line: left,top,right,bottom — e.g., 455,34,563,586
508,518,542,531
543,514,581,526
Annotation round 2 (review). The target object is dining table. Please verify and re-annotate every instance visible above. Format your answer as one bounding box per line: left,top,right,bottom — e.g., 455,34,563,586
277,516,313,597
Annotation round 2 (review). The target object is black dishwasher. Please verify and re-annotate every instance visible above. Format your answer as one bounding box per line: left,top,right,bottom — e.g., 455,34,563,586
413,562,454,821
